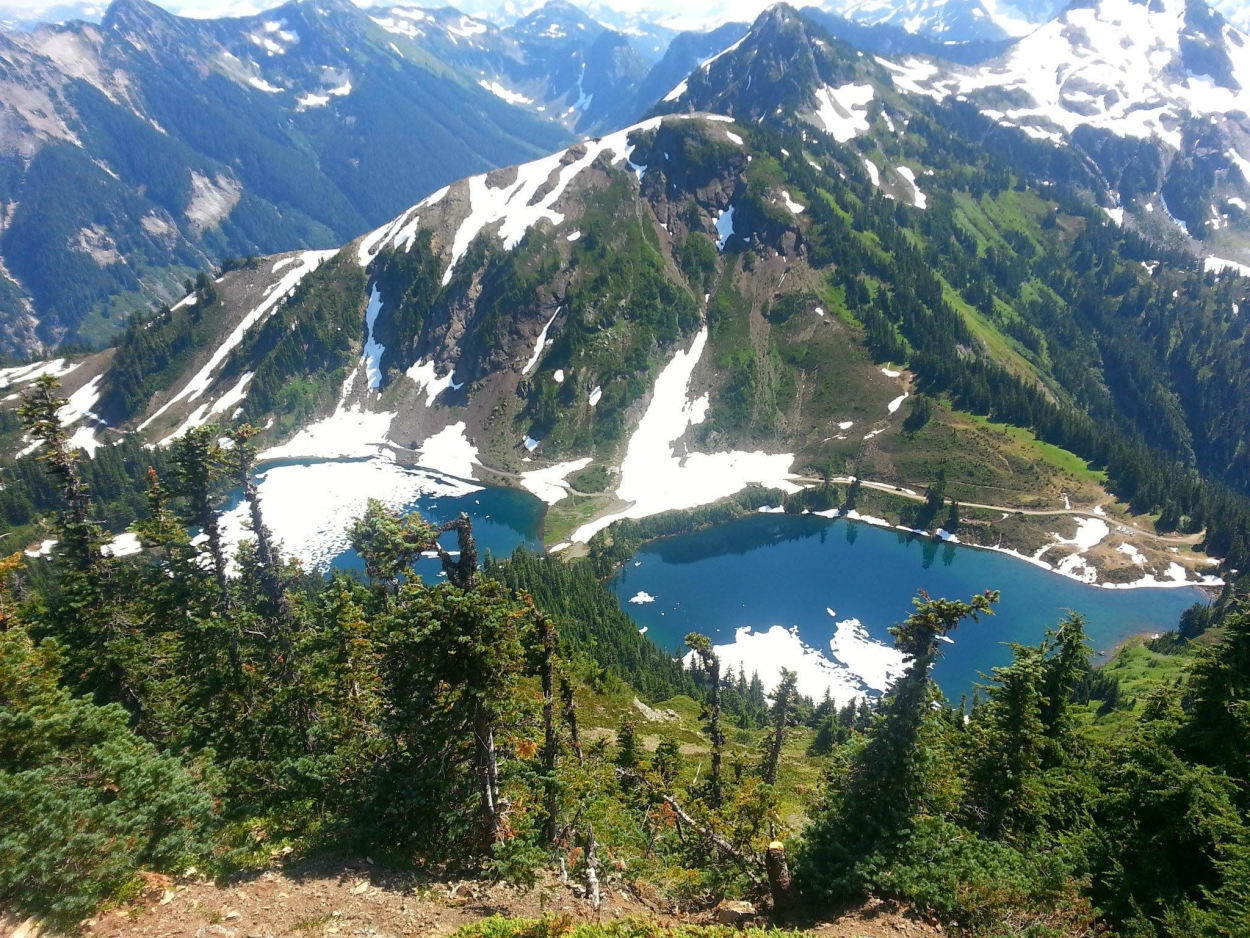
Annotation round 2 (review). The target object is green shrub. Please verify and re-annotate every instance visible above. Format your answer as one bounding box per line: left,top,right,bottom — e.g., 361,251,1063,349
0,627,214,927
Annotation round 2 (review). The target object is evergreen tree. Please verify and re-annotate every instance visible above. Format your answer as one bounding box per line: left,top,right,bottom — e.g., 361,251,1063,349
685,632,724,809
0,556,213,928
799,590,998,901
760,669,797,786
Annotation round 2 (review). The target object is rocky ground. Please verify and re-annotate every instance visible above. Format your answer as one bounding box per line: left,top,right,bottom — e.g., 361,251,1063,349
2,862,946,938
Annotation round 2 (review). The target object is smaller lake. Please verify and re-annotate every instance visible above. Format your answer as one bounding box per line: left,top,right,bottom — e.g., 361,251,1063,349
333,482,547,576
612,513,1210,703
230,458,546,576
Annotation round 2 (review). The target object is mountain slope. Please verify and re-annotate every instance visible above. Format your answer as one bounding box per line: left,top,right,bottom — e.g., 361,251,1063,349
0,0,569,353
878,0,1250,264
8,7,1250,585
365,0,653,137
823,0,1031,43
13,78,1237,579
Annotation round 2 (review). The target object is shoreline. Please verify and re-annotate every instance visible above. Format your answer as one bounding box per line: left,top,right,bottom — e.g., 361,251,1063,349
580,495,1224,596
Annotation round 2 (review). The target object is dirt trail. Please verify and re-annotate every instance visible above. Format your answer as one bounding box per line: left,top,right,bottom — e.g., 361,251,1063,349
1,863,945,938
798,476,1206,546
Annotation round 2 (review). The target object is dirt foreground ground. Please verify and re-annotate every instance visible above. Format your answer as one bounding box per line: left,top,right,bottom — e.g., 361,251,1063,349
2,862,945,938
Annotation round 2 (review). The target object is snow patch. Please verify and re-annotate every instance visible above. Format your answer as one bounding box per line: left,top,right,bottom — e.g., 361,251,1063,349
520,457,592,505
68,425,99,457
478,80,532,105
58,375,101,426
24,539,57,558
687,617,906,705
140,251,335,434
405,359,460,406
436,117,664,285
780,190,805,213
1205,256,1250,278
1052,517,1109,551
662,78,688,102
248,76,283,93
809,83,874,142
522,308,560,375
261,407,395,462
102,532,141,558
895,166,927,209
570,327,798,543
0,358,77,390
417,422,478,480
362,286,385,390
862,158,880,187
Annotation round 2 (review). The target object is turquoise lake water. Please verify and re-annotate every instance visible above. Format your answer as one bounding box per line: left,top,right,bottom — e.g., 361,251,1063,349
315,475,1211,702
331,481,547,576
609,513,1210,701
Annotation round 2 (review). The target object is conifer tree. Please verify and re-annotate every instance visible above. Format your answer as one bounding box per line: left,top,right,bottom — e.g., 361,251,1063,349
227,424,290,622
17,376,103,572
170,426,229,602
760,669,797,786
799,589,998,900
0,556,213,927
685,632,724,808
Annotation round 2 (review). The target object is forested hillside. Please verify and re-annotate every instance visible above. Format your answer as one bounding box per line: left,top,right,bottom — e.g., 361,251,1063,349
3,376,1248,937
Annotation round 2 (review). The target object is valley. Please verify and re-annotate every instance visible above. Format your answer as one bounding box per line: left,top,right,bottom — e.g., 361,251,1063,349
4,0,1250,935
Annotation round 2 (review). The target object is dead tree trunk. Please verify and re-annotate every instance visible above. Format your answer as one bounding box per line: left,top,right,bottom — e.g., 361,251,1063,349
560,676,584,765
538,615,560,845
615,767,763,883
766,840,796,916
583,827,601,909
436,513,479,589
474,699,504,847
685,633,724,808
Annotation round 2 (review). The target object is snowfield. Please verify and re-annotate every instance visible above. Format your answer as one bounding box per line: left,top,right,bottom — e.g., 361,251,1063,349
571,327,800,543
217,459,481,572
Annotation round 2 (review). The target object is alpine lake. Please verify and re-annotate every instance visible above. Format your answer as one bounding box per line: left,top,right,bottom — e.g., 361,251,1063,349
324,480,1210,702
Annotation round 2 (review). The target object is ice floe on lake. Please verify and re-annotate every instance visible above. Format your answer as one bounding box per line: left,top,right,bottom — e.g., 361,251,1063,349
686,612,908,705
218,457,482,572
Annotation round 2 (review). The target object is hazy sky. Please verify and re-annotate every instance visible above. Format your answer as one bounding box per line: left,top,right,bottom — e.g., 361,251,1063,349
0,0,777,28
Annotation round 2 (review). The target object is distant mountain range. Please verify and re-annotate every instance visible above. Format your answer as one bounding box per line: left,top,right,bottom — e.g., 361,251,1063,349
2,0,1249,358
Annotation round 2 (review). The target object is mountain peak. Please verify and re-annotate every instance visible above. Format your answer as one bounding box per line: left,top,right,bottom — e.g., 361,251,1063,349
656,5,878,129
100,0,171,30
509,0,604,42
